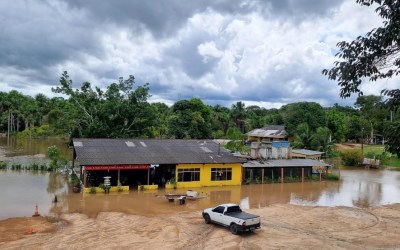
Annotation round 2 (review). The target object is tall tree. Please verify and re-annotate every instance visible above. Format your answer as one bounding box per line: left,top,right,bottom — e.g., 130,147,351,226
354,95,388,143
211,105,231,137
322,0,400,156
325,108,346,142
293,123,314,149
231,101,247,133
52,71,153,138
281,102,326,135
168,98,212,139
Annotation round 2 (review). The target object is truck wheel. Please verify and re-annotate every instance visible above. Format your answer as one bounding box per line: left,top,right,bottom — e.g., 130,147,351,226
204,214,211,224
230,224,239,235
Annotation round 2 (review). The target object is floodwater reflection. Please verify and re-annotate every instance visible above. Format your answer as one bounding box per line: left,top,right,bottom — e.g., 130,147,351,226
1,169,400,220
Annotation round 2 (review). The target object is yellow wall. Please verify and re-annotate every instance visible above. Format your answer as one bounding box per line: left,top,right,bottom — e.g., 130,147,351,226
175,163,242,188
84,186,129,193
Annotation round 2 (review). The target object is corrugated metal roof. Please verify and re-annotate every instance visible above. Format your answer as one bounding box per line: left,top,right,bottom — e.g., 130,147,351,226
292,149,324,156
73,139,242,166
246,125,287,138
242,159,330,168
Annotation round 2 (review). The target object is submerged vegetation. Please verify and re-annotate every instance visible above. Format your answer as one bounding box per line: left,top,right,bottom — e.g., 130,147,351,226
0,162,53,171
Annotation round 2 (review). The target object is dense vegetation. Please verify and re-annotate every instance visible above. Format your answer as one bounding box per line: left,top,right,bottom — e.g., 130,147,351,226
323,0,400,157
1,71,399,158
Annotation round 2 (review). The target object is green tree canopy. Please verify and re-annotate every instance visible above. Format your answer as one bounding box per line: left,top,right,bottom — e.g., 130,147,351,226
52,71,153,138
168,98,212,139
281,102,326,135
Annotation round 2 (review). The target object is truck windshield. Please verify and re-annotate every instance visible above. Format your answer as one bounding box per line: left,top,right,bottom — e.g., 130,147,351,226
226,206,242,213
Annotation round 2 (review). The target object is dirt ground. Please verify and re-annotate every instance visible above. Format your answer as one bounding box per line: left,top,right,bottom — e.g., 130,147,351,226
1,203,400,250
335,143,362,150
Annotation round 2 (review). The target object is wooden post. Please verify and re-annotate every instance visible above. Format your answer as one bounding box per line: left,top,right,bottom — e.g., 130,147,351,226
319,172,322,181
147,168,150,185
261,168,264,184
281,168,284,183
302,167,304,182
7,110,10,145
83,170,87,187
118,170,120,184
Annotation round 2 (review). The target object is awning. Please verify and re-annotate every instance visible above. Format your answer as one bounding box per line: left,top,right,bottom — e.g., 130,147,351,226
85,164,150,170
242,159,331,168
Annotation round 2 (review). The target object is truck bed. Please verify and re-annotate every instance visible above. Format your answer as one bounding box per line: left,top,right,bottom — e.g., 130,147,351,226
226,211,259,220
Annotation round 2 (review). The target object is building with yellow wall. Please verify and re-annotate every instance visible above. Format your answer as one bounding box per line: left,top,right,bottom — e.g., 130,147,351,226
73,139,243,190
175,163,242,188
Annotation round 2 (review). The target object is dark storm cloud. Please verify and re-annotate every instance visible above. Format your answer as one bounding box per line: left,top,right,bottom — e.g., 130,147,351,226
59,0,345,38
264,0,345,18
0,1,103,88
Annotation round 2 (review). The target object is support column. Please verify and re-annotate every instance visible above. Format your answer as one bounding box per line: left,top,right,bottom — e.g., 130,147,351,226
261,168,264,184
118,170,120,184
83,170,87,187
281,168,284,183
147,168,150,185
302,168,304,182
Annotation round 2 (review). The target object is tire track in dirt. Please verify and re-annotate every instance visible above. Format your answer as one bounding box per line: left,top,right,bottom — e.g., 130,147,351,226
263,207,384,246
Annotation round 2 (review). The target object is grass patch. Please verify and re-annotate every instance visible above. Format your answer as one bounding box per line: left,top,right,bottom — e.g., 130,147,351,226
385,158,400,167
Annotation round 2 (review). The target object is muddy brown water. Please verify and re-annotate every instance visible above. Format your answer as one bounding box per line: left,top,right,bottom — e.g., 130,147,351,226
2,169,400,220
1,138,400,220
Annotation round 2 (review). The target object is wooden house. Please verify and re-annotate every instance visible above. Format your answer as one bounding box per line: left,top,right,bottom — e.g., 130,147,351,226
246,125,288,143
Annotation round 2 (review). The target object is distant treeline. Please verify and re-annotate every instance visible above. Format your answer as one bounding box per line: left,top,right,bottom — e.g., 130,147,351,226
0,72,398,155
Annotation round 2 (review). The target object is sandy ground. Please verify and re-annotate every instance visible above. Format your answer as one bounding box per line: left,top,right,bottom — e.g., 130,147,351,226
1,204,400,250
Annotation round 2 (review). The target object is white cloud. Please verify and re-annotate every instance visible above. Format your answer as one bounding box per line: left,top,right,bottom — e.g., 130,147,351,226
0,0,393,109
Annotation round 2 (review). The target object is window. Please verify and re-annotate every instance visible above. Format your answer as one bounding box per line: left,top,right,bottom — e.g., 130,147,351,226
177,168,200,182
211,168,232,181
212,206,225,214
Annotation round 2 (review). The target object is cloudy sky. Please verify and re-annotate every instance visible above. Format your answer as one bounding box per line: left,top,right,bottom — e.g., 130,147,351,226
1,0,397,109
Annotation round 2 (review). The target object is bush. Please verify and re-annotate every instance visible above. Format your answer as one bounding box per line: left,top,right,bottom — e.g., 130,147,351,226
99,183,111,193
11,163,22,170
71,172,81,187
340,150,363,166
117,181,124,192
324,174,339,181
365,151,390,165
48,145,65,170
16,125,53,139
0,162,7,170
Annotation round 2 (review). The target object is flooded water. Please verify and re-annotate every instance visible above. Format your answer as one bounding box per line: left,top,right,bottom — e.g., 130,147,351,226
1,138,400,220
0,137,72,163
1,169,400,220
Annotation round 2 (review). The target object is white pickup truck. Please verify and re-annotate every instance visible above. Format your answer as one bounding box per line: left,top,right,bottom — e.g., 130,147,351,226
202,203,261,234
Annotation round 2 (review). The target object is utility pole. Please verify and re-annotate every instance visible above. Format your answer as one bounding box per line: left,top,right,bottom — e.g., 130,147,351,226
361,128,364,155
7,110,10,145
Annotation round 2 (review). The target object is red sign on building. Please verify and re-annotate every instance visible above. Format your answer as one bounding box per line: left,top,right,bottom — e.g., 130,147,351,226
85,165,150,170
